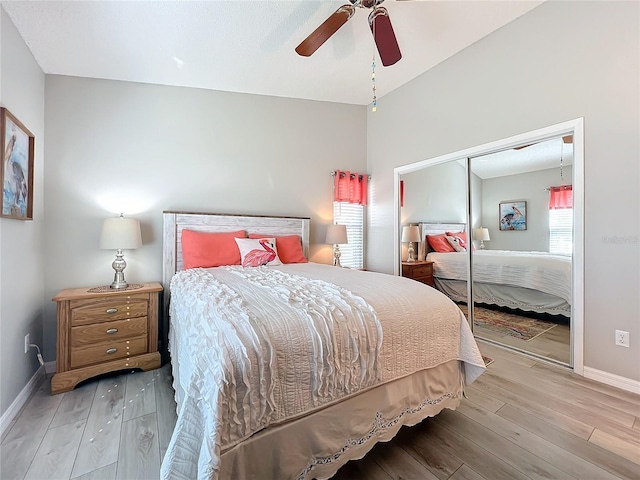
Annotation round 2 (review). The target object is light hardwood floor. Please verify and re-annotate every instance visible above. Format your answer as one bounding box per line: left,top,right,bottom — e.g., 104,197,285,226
2,342,638,480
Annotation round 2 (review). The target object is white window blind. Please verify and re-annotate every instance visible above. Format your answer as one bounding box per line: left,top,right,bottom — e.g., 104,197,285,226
549,208,573,255
333,202,364,269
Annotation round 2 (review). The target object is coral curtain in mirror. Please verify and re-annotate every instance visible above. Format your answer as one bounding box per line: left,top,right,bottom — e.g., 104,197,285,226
333,170,369,205
549,185,573,209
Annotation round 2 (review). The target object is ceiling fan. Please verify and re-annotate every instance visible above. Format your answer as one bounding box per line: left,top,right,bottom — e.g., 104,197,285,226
513,135,573,151
295,0,403,67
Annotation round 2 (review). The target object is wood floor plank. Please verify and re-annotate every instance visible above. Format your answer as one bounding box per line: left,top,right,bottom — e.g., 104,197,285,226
71,375,126,478
71,462,117,480
369,441,440,480
116,412,160,480
456,400,622,480
590,429,640,466
153,365,177,460
24,419,85,480
449,464,487,480
434,407,576,480
497,403,640,480
51,380,98,428
464,385,505,413
0,378,64,480
123,370,156,422
490,359,640,425
417,419,532,480
394,422,464,479
634,417,640,430
472,373,595,439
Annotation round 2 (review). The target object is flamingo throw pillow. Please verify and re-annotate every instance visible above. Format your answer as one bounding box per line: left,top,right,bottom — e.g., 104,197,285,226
235,237,282,267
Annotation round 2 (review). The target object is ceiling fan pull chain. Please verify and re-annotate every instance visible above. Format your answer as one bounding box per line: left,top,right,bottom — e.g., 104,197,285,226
372,55,377,112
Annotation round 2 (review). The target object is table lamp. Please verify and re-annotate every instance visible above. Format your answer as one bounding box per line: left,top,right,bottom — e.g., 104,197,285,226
473,227,490,250
401,225,421,262
326,224,348,267
100,214,142,289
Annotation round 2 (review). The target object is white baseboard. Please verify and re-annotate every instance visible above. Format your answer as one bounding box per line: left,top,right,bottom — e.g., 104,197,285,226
583,366,640,394
0,365,46,439
45,361,56,375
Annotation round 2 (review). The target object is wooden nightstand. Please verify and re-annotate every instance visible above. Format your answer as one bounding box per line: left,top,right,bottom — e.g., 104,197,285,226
402,260,435,287
51,282,162,394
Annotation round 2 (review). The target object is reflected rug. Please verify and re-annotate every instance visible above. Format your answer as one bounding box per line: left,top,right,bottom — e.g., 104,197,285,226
458,304,557,342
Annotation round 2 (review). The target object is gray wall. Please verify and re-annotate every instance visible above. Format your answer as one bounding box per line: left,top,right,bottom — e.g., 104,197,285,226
367,1,639,381
0,9,46,417
480,166,573,251
43,75,367,362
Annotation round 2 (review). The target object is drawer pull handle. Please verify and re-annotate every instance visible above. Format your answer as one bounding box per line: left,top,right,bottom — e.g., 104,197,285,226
106,328,118,334
106,308,118,314
106,348,118,354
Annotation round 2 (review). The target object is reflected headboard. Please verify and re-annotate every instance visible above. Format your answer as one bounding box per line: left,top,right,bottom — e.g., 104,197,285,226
418,222,467,260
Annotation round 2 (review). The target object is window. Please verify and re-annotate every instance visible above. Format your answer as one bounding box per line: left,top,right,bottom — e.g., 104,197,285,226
549,208,573,255
333,202,364,269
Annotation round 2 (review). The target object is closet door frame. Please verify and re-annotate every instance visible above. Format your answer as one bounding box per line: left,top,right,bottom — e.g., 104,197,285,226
393,118,584,374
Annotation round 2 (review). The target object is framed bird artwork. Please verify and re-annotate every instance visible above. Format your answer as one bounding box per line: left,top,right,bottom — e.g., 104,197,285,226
1,107,34,220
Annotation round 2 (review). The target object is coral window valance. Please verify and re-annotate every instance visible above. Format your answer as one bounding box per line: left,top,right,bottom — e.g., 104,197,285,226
333,170,369,206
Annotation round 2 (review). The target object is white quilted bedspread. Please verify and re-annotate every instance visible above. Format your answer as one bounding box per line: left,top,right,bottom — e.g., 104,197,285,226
161,263,484,480
428,250,572,304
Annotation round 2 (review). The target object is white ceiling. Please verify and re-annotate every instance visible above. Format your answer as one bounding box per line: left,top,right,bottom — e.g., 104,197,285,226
470,136,574,180
1,0,545,106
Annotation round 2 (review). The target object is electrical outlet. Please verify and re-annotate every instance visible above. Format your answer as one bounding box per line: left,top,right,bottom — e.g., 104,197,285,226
24,334,30,354
615,330,629,348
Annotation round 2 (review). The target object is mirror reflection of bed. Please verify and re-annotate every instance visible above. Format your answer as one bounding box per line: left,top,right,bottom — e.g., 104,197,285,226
400,132,573,366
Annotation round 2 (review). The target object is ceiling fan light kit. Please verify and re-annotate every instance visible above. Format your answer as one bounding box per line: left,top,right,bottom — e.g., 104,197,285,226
295,0,402,67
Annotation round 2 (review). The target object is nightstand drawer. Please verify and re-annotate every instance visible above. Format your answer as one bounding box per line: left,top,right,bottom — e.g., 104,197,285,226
412,265,433,277
70,317,148,347
70,335,148,369
70,295,149,326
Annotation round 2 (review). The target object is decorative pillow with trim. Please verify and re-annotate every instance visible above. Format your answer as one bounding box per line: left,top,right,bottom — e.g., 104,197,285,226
446,231,470,250
248,234,307,264
182,229,246,269
446,235,467,252
235,237,283,267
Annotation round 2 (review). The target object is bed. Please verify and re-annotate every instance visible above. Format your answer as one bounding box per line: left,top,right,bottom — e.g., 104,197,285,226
419,222,572,317
160,212,485,480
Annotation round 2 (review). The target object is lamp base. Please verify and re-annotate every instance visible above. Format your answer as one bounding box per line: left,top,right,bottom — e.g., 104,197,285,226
333,244,342,267
479,241,486,250
110,249,129,289
406,244,417,263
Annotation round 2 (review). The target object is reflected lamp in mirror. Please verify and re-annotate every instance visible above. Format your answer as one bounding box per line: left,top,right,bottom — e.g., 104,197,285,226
326,224,348,267
473,227,490,250
100,214,142,289
401,225,421,263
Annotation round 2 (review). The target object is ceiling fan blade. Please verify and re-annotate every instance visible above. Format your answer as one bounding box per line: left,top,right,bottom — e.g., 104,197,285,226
295,5,355,57
513,143,534,150
369,7,402,67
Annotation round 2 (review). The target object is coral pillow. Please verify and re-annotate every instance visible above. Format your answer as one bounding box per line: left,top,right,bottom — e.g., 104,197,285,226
181,229,245,269
426,234,456,253
248,234,308,264
235,237,282,267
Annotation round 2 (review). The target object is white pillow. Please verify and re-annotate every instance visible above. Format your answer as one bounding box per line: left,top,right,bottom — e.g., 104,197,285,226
445,235,467,252
234,237,282,267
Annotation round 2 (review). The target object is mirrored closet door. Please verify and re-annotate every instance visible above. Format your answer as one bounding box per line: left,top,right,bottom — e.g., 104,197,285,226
394,119,583,370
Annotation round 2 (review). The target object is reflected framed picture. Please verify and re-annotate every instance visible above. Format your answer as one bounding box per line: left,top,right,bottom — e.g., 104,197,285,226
499,201,527,231
1,108,34,220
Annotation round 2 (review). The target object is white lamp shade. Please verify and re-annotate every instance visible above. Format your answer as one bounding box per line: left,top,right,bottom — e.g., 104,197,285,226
326,224,348,244
401,225,421,243
100,216,142,250
473,227,490,241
